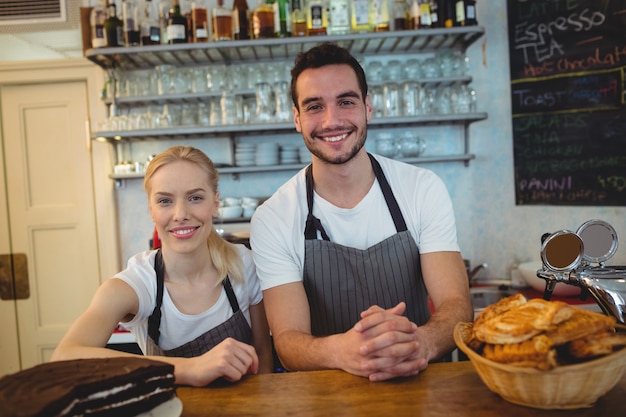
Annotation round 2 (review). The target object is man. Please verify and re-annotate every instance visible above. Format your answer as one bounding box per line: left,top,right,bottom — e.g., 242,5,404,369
250,42,473,381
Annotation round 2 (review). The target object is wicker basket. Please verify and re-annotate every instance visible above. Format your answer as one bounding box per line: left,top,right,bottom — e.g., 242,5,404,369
454,321,626,409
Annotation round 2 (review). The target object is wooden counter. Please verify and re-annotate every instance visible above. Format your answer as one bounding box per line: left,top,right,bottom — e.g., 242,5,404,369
177,361,626,416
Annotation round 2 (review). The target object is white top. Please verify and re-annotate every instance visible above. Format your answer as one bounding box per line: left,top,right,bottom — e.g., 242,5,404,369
250,154,460,291
115,246,262,352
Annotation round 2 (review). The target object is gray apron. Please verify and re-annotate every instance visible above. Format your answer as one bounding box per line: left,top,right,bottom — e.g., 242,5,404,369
144,250,252,357
303,153,431,337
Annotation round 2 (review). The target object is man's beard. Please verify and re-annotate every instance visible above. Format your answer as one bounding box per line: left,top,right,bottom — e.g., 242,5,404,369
306,125,368,165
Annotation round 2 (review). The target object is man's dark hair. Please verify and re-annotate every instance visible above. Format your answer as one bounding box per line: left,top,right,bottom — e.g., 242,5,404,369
290,42,368,109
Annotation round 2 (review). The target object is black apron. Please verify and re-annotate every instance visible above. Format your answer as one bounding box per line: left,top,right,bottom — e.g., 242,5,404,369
303,153,431,337
144,250,252,357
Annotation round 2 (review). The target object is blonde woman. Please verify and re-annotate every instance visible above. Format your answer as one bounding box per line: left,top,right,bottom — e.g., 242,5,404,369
52,145,273,386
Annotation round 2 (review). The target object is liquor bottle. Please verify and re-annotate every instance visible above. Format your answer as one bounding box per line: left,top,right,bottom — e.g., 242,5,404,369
461,0,476,26
328,0,350,35
167,0,188,43
350,0,370,33
371,0,390,32
417,0,431,28
233,0,251,40
213,0,233,40
90,0,108,48
122,0,141,46
104,1,124,47
273,0,291,37
191,1,208,42
252,0,275,39
454,0,464,26
291,0,307,36
306,0,327,36
178,0,193,42
429,0,440,27
392,0,408,31
140,0,161,45
441,0,456,28
158,1,170,43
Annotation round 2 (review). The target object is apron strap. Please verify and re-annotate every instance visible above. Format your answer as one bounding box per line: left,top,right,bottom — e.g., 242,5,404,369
305,164,330,241
222,277,241,313
148,249,165,345
304,154,408,242
367,153,408,233
147,250,240,346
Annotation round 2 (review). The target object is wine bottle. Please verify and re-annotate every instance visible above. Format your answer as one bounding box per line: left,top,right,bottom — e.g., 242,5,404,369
350,0,371,33
462,0,477,26
233,0,251,40
441,0,456,28
429,0,440,27
191,0,208,42
140,0,161,45
167,0,188,43
371,0,390,32
306,0,327,36
90,0,108,48
392,0,408,31
104,1,124,47
328,0,350,35
252,0,275,39
122,0,141,46
418,0,431,28
291,0,307,36
213,0,233,41
273,0,291,37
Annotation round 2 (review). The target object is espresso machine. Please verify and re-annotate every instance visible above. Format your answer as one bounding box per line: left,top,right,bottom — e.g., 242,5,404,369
536,219,626,324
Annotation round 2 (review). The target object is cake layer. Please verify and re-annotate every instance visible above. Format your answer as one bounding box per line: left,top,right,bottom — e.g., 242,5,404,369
0,357,176,417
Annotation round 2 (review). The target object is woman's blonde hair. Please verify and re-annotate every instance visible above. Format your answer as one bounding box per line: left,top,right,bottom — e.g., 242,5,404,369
143,145,244,284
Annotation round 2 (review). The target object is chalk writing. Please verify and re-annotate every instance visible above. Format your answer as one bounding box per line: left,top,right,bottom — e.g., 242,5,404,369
508,0,626,205
513,9,605,64
511,69,623,114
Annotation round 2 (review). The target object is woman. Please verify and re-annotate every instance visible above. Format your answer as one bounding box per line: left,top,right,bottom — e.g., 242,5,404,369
52,145,273,386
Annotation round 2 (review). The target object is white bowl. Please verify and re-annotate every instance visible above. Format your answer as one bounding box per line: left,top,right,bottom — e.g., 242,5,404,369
217,206,242,219
241,197,258,206
518,261,581,297
222,197,241,207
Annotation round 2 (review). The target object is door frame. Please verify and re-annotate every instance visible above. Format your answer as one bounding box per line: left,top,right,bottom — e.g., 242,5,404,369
0,58,121,296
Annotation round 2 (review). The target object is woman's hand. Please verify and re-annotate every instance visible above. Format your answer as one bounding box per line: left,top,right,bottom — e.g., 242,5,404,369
177,338,260,386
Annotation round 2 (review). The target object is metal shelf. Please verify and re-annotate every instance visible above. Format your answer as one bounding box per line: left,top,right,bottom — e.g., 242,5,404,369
87,27,488,172
109,153,476,186
85,27,485,71
93,113,488,142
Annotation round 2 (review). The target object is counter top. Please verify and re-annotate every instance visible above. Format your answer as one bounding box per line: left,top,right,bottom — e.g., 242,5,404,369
176,361,626,416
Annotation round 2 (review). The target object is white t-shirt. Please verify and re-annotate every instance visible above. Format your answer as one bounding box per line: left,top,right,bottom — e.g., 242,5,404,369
115,246,262,352
250,154,460,291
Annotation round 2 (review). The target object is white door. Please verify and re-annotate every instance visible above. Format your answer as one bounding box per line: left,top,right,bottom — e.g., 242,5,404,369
0,80,101,374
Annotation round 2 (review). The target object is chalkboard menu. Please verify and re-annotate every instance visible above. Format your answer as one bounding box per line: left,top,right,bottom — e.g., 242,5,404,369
508,0,626,206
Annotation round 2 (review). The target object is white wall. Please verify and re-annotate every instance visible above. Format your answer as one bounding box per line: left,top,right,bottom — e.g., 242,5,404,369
2,0,625,280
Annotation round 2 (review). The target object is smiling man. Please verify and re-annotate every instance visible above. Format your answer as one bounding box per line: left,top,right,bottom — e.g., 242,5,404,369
250,43,473,381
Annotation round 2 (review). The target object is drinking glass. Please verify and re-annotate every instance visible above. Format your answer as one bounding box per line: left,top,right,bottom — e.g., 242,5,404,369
383,82,401,117
369,85,384,119
191,67,209,93
274,81,291,122
155,65,175,95
402,81,423,116
404,59,421,81
181,103,198,125
367,60,384,84
255,82,274,123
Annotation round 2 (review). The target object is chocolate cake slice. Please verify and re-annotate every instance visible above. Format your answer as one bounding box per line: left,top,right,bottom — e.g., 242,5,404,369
0,357,176,417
